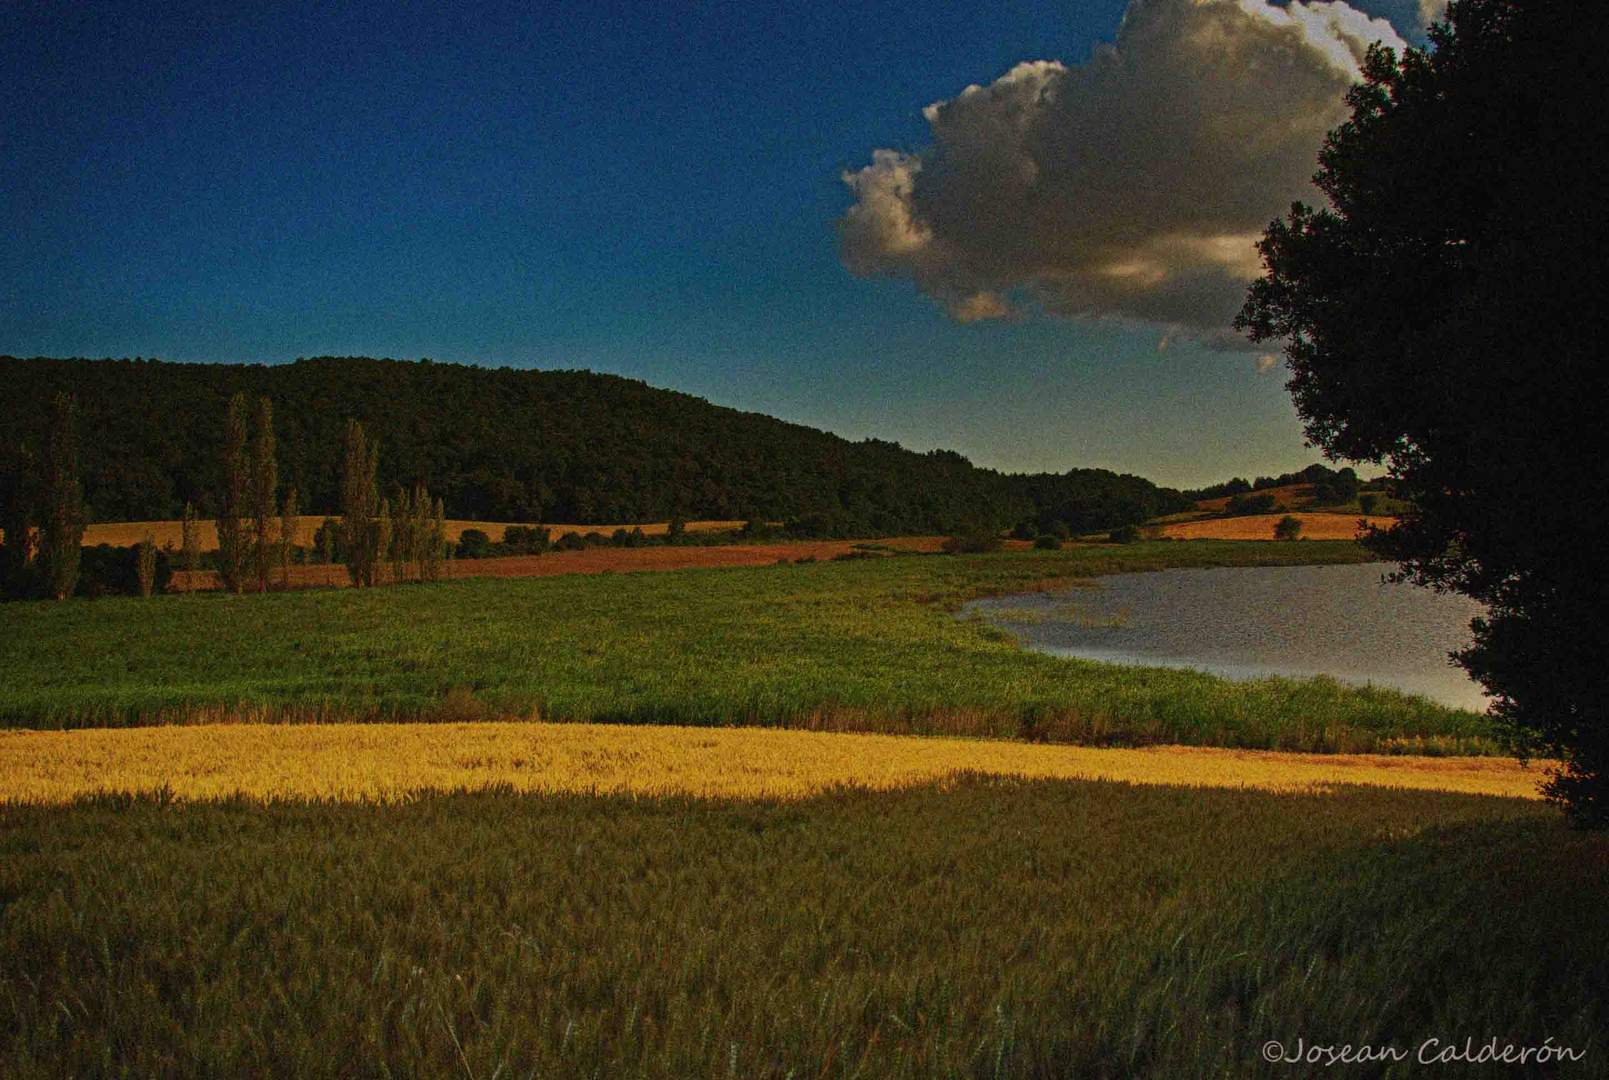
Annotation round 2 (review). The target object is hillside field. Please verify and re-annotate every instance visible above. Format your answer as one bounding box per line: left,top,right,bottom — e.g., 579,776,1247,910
1159,512,1397,541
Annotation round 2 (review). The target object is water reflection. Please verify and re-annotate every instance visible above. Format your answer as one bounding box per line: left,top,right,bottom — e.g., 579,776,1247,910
964,562,1488,711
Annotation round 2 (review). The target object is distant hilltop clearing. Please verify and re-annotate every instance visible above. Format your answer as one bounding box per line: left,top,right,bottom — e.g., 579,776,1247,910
0,356,1191,537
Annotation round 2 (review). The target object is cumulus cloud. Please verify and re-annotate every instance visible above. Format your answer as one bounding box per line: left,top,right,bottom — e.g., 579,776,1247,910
1419,0,1451,26
838,0,1407,348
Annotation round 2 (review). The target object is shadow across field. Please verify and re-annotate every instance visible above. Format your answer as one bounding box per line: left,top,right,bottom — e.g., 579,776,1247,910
1,778,1601,1078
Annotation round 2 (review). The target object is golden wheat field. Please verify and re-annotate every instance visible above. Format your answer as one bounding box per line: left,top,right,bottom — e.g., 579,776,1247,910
77,515,746,551
0,722,1547,805
1160,512,1397,541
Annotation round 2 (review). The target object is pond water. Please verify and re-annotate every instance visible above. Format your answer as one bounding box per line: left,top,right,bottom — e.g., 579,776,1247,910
963,562,1489,711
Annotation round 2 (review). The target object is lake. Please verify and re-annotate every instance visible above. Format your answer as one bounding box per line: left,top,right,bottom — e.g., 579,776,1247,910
963,562,1489,711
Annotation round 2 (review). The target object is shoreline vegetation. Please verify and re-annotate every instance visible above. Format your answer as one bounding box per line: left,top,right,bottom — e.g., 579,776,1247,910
0,540,1498,755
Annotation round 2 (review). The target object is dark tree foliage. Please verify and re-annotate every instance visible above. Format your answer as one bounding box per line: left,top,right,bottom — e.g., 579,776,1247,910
39,393,84,601
1184,463,1357,502
76,544,173,598
0,356,1189,538
1237,0,1608,823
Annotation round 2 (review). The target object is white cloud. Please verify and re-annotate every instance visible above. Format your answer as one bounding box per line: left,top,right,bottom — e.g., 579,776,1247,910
1418,0,1451,26
839,0,1407,348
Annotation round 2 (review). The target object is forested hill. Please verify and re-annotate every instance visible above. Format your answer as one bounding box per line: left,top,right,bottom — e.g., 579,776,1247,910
0,356,1189,534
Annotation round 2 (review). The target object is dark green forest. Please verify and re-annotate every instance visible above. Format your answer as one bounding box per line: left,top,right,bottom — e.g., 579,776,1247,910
0,356,1190,535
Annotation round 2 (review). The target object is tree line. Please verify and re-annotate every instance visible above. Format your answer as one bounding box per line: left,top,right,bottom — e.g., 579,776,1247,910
0,356,1191,537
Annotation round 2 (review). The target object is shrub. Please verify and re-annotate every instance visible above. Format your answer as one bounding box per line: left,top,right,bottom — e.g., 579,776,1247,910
502,526,551,555
1225,492,1278,516
1033,534,1061,550
1107,524,1141,544
76,544,172,598
740,519,780,541
1358,493,1378,515
554,531,586,552
1274,515,1304,541
456,528,494,559
942,529,1003,555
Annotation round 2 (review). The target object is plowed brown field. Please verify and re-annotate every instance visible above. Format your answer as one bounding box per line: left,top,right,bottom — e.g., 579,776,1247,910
170,536,951,591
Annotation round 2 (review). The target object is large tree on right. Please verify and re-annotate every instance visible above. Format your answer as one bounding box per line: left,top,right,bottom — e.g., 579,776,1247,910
1237,0,1607,825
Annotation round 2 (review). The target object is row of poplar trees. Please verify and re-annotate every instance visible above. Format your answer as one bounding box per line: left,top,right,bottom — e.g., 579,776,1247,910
210,393,291,594
333,418,449,588
205,398,448,593
4,392,450,600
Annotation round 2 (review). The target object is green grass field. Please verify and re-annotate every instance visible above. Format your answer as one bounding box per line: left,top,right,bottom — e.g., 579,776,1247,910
2,779,1602,1078
0,541,1494,754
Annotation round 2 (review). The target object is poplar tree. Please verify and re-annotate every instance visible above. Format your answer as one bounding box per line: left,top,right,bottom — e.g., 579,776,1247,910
374,497,392,587
179,502,202,591
279,486,300,588
38,394,84,601
391,484,413,583
249,396,278,592
424,497,447,582
408,482,432,581
135,536,157,598
0,444,37,598
217,393,250,594
339,421,379,587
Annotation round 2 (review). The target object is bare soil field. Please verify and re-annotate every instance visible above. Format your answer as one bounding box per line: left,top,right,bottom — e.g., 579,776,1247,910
80,516,746,551
1160,512,1396,541
169,535,951,591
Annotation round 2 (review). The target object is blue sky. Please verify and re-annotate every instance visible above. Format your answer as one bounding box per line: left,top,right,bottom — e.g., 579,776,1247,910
1,1,1426,487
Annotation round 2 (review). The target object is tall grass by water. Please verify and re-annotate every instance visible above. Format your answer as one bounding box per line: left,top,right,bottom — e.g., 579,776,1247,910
0,542,1494,753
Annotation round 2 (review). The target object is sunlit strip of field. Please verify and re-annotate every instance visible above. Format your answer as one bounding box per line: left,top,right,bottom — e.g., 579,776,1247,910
1159,512,1398,540
0,722,1545,805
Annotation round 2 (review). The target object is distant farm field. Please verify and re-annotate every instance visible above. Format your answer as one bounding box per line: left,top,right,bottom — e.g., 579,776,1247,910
1159,512,1396,541
0,541,1495,754
1192,482,1314,513
79,515,746,551
168,535,949,591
